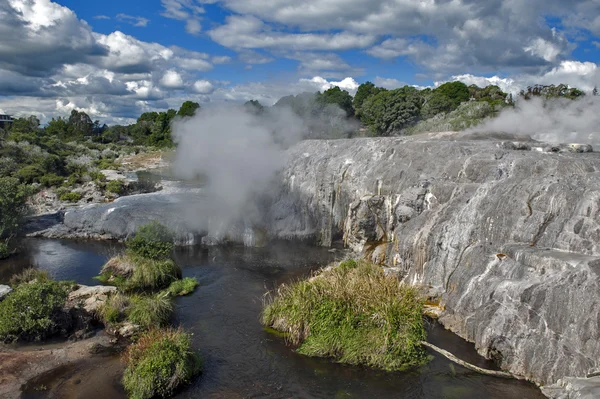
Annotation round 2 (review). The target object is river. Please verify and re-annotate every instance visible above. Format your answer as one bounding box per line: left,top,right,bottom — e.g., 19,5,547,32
1,238,545,398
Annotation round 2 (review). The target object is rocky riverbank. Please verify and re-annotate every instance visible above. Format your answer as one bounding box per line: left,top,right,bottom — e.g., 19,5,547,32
22,132,600,395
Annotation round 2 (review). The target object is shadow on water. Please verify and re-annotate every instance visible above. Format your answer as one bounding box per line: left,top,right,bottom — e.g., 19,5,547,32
2,239,544,399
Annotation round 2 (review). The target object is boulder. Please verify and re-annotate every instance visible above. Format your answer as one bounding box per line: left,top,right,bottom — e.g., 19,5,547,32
0,285,12,301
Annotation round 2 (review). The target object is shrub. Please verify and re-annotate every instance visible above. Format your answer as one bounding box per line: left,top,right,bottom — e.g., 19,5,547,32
106,179,125,194
39,173,65,188
0,280,69,342
9,268,50,286
16,165,44,184
127,221,174,260
59,192,82,202
165,277,198,297
122,328,202,399
0,242,8,259
127,294,173,329
95,159,118,170
262,260,427,371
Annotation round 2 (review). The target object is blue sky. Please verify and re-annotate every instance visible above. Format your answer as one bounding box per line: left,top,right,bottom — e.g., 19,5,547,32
1,0,599,123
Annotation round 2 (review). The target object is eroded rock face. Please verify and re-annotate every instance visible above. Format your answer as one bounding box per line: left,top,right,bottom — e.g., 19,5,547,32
265,134,600,387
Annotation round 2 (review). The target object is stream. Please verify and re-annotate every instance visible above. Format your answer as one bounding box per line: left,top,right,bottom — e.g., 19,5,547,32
1,238,545,399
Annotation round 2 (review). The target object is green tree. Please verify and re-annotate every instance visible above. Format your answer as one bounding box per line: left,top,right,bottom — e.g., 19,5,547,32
45,117,69,139
361,86,422,135
10,115,40,134
434,81,470,108
0,177,30,240
317,86,354,117
177,101,200,118
67,110,93,137
354,82,385,118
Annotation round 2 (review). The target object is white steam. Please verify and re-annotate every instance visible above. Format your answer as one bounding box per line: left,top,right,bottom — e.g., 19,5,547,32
476,96,600,146
171,105,306,232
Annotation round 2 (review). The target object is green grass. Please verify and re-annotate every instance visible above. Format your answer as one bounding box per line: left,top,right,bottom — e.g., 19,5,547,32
97,292,131,325
165,277,199,297
122,328,202,399
0,279,70,342
262,260,427,371
126,294,173,329
100,254,181,292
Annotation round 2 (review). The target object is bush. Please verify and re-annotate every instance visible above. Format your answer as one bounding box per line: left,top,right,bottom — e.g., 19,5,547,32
127,221,174,260
127,294,173,329
262,260,427,371
0,280,69,342
122,328,202,399
95,159,118,170
59,192,82,202
165,277,198,297
0,242,8,259
16,165,44,184
39,173,65,188
9,268,50,286
106,179,125,194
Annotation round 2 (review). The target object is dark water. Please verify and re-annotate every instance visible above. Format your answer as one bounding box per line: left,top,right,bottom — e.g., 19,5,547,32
2,239,544,399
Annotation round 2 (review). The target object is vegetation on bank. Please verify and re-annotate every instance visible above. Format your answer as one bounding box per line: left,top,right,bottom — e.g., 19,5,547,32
0,275,74,342
262,259,427,371
122,328,202,399
165,277,199,297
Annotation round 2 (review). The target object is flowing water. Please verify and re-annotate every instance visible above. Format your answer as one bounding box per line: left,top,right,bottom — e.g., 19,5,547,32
1,239,545,399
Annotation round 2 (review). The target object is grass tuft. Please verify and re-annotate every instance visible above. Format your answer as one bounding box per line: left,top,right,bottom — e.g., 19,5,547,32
9,268,50,286
122,328,202,399
165,277,199,297
97,292,131,325
262,259,427,371
126,294,173,329
99,255,181,292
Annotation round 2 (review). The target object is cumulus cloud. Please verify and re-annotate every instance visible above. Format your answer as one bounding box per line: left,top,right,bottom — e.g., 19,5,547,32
159,70,185,89
192,80,214,94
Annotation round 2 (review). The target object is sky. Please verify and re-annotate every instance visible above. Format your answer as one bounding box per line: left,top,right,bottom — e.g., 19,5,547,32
1,0,600,124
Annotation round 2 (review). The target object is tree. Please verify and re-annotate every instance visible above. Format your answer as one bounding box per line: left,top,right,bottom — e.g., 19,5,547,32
361,86,422,135
67,110,93,137
45,117,69,139
11,115,40,134
520,84,585,100
434,81,470,108
593,87,598,96
317,86,354,117
353,82,385,118
0,177,29,241
177,101,200,118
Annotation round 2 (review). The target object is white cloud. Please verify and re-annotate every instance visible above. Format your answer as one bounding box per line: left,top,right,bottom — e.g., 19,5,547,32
373,77,408,90
448,74,520,94
299,76,359,94
116,13,150,28
211,55,232,64
209,15,376,51
93,15,110,20
192,80,214,94
161,0,204,35
159,70,184,89
238,50,274,65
